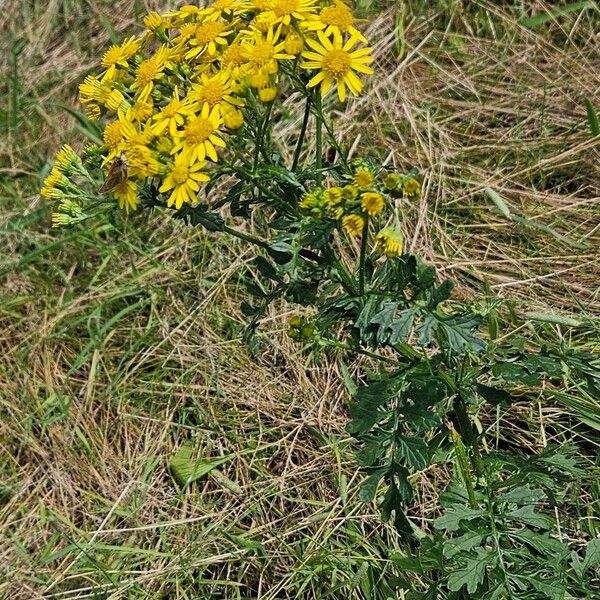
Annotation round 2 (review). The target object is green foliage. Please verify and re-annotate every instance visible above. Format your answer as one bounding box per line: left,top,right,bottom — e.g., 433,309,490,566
392,447,599,599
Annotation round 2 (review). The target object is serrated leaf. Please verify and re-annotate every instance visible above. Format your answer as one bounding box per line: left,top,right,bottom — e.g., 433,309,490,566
346,379,392,436
434,506,485,532
583,537,600,571
513,529,568,557
530,577,565,600
359,471,384,503
369,301,399,344
443,531,484,559
437,313,486,354
447,547,489,594
506,505,552,530
499,485,546,506
396,434,428,470
389,308,417,344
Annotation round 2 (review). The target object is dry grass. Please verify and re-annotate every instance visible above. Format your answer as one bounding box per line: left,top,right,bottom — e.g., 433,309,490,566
0,1,598,598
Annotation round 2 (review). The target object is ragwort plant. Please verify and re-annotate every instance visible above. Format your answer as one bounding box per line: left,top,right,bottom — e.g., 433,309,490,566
41,2,599,597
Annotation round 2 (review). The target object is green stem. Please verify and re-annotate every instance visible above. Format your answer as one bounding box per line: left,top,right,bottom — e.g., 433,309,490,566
292,96,312,172
322,244,358,296
453,394,485,478
358,216,369,295
314,92,323,185
222,225,270,250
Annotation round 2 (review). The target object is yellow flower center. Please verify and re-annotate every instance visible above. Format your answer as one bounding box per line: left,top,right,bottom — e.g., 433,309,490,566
222,44,244,67
323,49,352,77
249,40,276,64
272,0,299,17
320,5,352,30
172,163,190,185
196,81,226,107
184,117,214,144
194,22,224,45
103,121,123,148
136,60,160,85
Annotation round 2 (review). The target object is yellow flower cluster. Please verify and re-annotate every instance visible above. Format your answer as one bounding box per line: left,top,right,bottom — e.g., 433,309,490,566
68,0,374,213
299,164,421,257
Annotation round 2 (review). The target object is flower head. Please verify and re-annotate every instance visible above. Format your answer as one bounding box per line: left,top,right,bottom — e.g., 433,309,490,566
302,32,373,102
375,228,403,257
172,103,224,163
159,154,210,209
360,191,384,217
342,213,365,236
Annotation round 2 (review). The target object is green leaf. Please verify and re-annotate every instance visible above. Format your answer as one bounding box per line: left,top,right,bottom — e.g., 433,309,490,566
346,379,392,436
369,301,399,345
530,577,565,600
396,434,428,470
582,538,600,571
436,313,486,354
359,471,385,503
513,529,568,557
506,505,552,530
447,547,489,594
499,485,546,506
585,99,600,137
389,308,417,344
476,384,512,407
434,506,485,532
170,442,230,486
520,1,598,28
431,280,454,306
443,531,484,559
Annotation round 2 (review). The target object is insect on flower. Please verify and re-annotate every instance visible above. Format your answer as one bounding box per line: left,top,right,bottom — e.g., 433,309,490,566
99,153,129,192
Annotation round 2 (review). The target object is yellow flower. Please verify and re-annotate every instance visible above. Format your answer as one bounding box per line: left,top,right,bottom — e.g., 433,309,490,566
41,167,69,199
172,103,224,163
103,120,124,152
242,27,293,75
130,47,170,98
55,145,80,173
383,173,400,190
220,42,246,78
186,20,233,59
222,106,244,129
360,192,384,217
269,0,318,26
159,154,210,209
403,177,422,200
112,179,139,212
152,90,194,136
127,99,154,123
143,11,171,33
302,32,374,102
303,1,367,43
375,228,403,257
106,89,131,113
101,36,140,80
354,169,374,189
190,70,242,110
326,186,343,205
284,31,304,55
342,213,364,236
124,145,161,177
258,86,278,102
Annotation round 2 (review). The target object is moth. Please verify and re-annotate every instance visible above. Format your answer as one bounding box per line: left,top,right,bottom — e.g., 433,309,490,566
99,153,128,192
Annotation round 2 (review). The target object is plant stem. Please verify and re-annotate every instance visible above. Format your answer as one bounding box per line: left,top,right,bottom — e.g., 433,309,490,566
453,393,485,478
222,225,270,250
314,92,323,185
292,96,312,172
358,216,369,295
